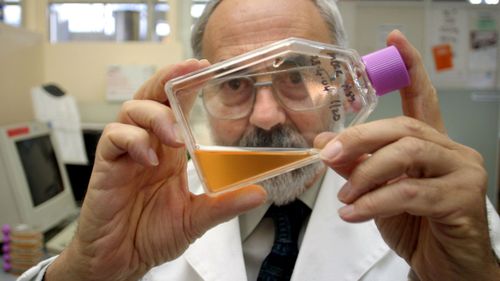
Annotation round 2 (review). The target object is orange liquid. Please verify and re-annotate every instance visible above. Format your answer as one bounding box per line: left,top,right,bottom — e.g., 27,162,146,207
194,149,315,193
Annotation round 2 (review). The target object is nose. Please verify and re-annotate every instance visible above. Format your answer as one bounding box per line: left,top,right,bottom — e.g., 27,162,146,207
248,86,286,131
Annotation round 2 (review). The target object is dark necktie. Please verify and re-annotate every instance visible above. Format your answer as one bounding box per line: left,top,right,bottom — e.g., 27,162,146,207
257,200,311,281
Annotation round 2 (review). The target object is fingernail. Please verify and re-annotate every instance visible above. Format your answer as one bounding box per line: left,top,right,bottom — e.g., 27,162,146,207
185,58,198,64
338,182,352,201
148,148,159,166
236,187,267,208
245,191,267,206
338,205,355,218
320,141,342,161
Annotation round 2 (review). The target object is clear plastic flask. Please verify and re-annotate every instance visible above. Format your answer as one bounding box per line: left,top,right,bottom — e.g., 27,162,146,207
166,37,410,194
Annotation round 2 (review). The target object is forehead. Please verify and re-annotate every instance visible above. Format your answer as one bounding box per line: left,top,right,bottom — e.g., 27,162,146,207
202,0,333,63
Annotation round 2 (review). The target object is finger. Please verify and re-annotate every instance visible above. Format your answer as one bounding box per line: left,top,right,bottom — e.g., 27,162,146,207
314,131,337,148
315,131,370,178
320,116,453,167
118,100,183,147
336,167,488,223
338,136,459,204
98,122,159,166
338,177,445,223
386,30,446,133
190,185,267,235
134,59,211,103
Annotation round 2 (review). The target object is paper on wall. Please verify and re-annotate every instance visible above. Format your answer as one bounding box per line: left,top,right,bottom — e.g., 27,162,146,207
427,6,498,90
427,7,469,89
467,11,497,89
106,64,156,102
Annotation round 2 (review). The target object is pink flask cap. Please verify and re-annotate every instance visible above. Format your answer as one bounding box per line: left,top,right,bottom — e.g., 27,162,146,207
3,261,11,272
1,224,10,235
2,254,10,262
362,45,410,96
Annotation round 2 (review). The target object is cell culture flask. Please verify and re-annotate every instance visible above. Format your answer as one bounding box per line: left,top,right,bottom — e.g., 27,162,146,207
166,38,409,194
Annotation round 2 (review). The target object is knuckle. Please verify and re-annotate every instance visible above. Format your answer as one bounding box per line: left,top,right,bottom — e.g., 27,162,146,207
398,182,419,201
121,99,137,111
463,146,485,164
429,86,439,100
104,123,146,144
102,122,121,135
415,181,444,215
358,195,379,215
395,136,426,158
477,166,488,185
351,164,378,190
118,100,139,123
395,116,427,136
342,125,366,145
465,166,488,195
455,147,488,194
351,167,375,186
151,109,167,128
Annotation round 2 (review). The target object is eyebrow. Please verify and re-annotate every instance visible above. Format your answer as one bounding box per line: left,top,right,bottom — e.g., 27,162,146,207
281,54,308,66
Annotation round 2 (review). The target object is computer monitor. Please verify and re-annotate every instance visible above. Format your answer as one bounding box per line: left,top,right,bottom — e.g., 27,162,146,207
65,126,102,205
0,122,78,238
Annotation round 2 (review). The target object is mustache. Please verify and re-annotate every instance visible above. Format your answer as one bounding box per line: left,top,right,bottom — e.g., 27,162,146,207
237,125,308,148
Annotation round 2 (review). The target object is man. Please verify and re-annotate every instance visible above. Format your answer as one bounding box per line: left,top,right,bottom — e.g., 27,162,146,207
21,0,500,280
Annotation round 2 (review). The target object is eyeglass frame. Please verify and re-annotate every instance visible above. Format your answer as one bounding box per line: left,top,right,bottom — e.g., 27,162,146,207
199,65,335,120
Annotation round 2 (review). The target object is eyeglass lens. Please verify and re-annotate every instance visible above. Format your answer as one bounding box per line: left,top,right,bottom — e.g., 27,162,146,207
202,66,336,119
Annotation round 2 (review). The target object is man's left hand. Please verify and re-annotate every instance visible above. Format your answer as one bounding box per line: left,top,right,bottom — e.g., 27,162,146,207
315,30,500,281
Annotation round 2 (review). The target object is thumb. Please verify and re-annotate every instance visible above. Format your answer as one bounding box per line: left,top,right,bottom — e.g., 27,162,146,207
190,185,267,234
386,30,446,133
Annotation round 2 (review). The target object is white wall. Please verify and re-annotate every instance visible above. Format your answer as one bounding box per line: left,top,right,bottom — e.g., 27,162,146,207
43,41,183,122
0,24,43,125
14,0,187,124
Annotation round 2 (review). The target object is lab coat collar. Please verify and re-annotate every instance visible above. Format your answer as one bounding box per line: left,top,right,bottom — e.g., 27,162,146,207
291,170,391,281
185,217,247,281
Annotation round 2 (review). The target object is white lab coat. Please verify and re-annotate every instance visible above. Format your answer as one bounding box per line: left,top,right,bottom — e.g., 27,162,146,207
142,164,500,281
19,163,500,281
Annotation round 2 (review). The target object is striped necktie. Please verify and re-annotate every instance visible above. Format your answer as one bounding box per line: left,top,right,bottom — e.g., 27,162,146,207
257,200,311,281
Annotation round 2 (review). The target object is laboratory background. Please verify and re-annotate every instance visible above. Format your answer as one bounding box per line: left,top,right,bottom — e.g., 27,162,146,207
0,0,499,279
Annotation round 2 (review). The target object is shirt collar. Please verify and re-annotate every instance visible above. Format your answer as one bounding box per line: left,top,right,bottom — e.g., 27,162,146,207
239,173,324,241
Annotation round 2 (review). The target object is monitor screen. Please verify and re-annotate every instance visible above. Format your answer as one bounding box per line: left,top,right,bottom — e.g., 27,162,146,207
0,122,78,235
15,135,64,207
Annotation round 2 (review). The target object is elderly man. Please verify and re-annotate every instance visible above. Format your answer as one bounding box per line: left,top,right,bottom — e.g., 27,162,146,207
21,0,500,280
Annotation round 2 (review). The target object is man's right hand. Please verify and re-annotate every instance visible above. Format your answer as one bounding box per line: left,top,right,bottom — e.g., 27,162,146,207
45,59,267,281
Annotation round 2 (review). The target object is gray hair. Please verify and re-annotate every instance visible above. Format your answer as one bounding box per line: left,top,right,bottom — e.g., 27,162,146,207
190,0,347,59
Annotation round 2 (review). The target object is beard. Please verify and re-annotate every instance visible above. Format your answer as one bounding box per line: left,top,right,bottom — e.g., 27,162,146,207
237,124,324,206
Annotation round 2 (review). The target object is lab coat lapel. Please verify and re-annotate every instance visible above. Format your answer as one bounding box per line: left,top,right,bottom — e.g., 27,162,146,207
185,217,248,281
292,170,390,281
